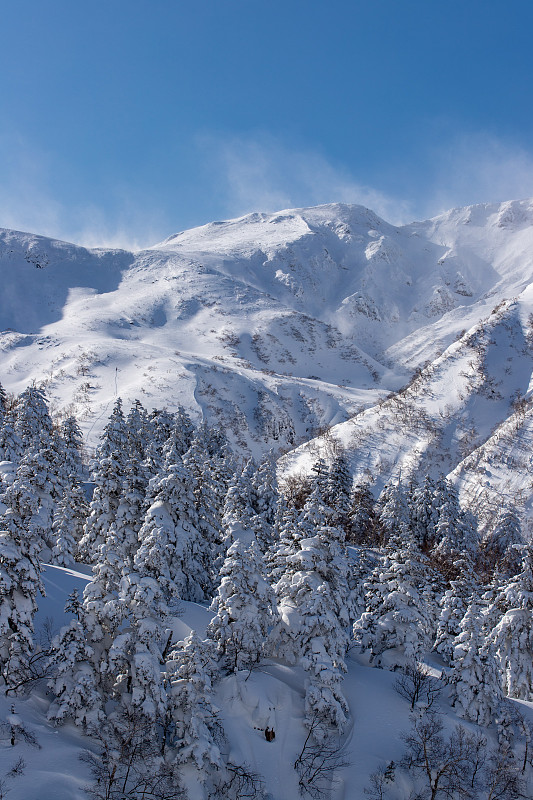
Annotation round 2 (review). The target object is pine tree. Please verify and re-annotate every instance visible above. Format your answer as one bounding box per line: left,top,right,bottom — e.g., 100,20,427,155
249,452,279,553
51,483,88,566
78,450,125,563
207,540,277,672
375,478,410,546
58,416,85,485
78,399,130,563
432,477,478,571
0,463,44,688
353,537,434,669
481,507,523,577
0,406,21,464
433,553,478,662
487,545,533,700
126,400,150,467
446,594,504,726
222,459,257,547
13,384,54,452
182,434,225,599
347,481,376,544
322,452,352,531
49,535,128,730
51,416,87,565
408,474,437,549
165,632,222,773
135,455,204,603
273,482,352,736
109,571,172,725
48,616,103,730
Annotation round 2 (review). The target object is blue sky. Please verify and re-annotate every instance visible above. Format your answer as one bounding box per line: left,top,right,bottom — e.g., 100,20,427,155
2,0,533,248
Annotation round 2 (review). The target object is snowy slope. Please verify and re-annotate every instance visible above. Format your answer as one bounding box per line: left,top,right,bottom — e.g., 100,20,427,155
1,566,532,800
3,198,533,508
281,293,533,536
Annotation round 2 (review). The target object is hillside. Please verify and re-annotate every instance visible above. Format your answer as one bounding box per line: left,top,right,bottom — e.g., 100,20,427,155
2,199,533,528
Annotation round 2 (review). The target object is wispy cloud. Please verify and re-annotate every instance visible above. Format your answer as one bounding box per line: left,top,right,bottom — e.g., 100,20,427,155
199,133,413,225
422,132,533,218
0,133,166,250
3,128,533,248
200,131,533,226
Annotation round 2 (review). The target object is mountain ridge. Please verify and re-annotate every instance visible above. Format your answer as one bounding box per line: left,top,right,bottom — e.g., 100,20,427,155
1,199,533,534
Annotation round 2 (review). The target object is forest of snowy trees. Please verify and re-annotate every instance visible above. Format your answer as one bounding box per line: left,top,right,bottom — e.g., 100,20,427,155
0,384,531,799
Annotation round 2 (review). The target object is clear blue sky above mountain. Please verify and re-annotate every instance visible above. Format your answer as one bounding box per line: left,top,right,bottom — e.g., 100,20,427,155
2,0,533,248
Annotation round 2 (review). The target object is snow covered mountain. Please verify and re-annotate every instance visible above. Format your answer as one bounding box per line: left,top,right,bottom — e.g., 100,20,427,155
2,199,533,530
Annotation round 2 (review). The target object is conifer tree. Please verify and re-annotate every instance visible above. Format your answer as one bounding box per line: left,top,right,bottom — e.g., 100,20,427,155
487,545,533,700
249,452,279,553
51,416,87,565
432,477,478,570
109,571,172,725
13,384,54,452
0,406,21,464
353,536,434,669
408,474,437,549
433,553,478,662
135,454,204,603
78,399,129,562
183,434,225,598
165,631,222,774
273,481,352,736
482,507,523,577
207,540,277,672
322,452,352,531
0,463,45,688
347,481,376,544
222,459,256,547
446,594,504,726
52,483,88,566
375,478,410,545
49,533,129,730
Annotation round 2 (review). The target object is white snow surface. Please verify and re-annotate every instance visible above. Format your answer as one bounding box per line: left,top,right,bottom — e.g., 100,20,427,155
1,565,532,799
3,198,533,521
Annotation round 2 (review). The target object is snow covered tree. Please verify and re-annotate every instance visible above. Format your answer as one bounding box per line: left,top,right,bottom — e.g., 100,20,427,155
165,631,222,775
272,482,352,736
0,465,44,689
353,537,434,669
49,524,132,731
375,478,410,546
58,415,84,485
182,432,227,598
445,594,504,727
135,454,205,603
222,459,257,547
487,545,533,700
407,474,437,550
111,462,148,569
207,540,277,672
78,452,124,563
432,477,478,574
108,571,172,726
50,416,87,565
321,452,352,531
13,384,54,452
249,452,279,553
126,399,149,466
0,407,21,464
51,483,88,566
78,399,130,563
347,481,376,545
481,507,524,578
433,553,478,662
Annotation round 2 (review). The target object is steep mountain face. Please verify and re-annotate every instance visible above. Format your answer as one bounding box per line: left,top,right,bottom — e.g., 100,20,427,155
1,199,533,526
